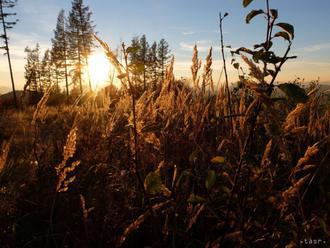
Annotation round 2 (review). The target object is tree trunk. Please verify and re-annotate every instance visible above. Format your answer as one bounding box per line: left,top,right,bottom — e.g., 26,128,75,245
64,40,69,96
77,29,83,94
0,2,17,108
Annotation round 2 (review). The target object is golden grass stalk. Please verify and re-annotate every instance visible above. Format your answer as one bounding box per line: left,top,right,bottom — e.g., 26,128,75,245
80,194,94,222
191,44,201,89
31,84,54,126
202,47,213,93
0,138,11,173
117,200,171,247
283,103,305,132
56,125,80,192
296,143,319,169
94,35,128,90
261,139,273,167
187,204,206,231
282,174,310,202
241,55,264,83
163,56,175,92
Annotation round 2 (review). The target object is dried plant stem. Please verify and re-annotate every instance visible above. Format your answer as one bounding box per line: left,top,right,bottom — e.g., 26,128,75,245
122,43,162,246
220,2,294,242
219,12,234,137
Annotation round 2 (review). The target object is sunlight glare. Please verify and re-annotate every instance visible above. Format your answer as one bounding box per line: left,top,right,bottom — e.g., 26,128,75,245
88,53,111,90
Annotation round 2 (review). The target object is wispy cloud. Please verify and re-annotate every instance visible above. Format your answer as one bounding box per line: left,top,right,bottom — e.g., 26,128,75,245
182,31,196,35
181,29,228,36
296,42,330,53
180,40,220,52
286,59,330,68
6,32,51,59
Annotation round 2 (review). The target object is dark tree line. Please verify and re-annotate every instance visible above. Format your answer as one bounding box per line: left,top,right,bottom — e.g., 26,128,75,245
24,0,95,95
129,35,171,90
23,0,172,97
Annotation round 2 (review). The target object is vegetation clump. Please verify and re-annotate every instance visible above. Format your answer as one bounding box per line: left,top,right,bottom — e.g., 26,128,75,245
0,0,329,247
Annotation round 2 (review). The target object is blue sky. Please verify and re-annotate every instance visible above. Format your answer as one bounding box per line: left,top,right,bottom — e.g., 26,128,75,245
1,0,330,91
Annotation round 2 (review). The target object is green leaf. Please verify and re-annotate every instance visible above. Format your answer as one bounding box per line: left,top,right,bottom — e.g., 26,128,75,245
246,9,264,23
243,0,254,8
274,31,291,42
270,9,278,19
144,171,162,195
188,194,206,203
233,63,240,70
233,47,253,55
276,23,294,39
189,149,201,164
211,156,226,164
278,83,308,103
220,186,231,196
205,170,216,190
253,51,281,64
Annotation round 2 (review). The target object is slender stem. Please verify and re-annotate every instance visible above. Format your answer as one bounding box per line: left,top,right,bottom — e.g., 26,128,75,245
219,12,234,137
220,1,294,243
64,30,69,96
122,43,163,247
265,0,271,49
0,0,17,108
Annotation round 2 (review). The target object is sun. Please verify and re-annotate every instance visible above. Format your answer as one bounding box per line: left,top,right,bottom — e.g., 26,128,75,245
87,53,111,90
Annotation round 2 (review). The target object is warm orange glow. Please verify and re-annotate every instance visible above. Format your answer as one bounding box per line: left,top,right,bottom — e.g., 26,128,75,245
87,53,111,90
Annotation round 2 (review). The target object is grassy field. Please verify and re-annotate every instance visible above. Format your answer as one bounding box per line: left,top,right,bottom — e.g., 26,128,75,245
0,0,329,246
0,66,329,247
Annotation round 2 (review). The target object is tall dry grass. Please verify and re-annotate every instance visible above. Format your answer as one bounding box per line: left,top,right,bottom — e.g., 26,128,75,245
0,37,329,248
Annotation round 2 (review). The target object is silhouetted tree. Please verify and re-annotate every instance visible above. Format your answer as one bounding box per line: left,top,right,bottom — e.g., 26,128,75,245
24,44,41,92
139,35,149,90
51,9,70,96
147,41,158,87
66,0,95,93
0,0,18,107
157,38,171,82
40,49,52,92
128,36,141,69
128,36,171,89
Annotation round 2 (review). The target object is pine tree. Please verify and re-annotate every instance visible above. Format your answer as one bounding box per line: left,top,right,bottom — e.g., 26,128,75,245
147,41,158,87
128,36,141,68
0,0,18,107
128,35,150,90
24,44,41,92
157,39,171,82
51,9,69,96
66,0,95,93
40,49,52,92
139,34,149,90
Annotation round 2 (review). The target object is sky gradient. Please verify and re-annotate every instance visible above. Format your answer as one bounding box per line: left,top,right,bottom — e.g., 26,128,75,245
1,0,330,92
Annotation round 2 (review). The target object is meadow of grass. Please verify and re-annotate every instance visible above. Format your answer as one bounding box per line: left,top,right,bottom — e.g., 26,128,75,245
0,0,329,247
0,54,329,247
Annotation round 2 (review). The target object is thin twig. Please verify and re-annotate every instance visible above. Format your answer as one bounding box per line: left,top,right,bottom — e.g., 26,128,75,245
219,12,234,137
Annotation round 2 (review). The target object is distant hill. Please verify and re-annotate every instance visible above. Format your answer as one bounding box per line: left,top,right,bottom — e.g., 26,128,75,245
0,86,11,95
0,90,24,101
319,84,330,92
0,90,44,108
